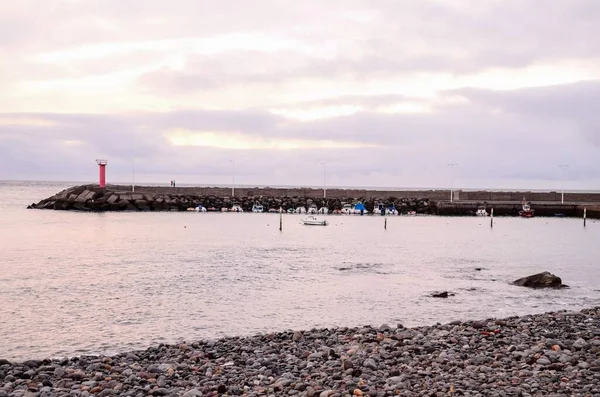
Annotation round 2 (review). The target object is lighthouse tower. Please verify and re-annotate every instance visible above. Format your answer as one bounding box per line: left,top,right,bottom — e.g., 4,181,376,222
96,159,107,188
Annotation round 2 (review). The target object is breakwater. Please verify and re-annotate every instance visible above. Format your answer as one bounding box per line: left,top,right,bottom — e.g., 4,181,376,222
27,185,433,214
2,307,600,396
27,184,600,217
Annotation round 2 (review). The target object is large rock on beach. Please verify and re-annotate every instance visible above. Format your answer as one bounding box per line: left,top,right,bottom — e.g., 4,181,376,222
512,271,568,288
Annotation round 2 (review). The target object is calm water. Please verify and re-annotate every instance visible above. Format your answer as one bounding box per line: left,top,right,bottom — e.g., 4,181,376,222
1,181,599,362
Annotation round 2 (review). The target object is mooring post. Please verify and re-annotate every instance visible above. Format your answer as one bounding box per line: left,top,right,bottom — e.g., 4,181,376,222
490,208,494,228
584,207,587,227
279,207,283,231
384,216,387,230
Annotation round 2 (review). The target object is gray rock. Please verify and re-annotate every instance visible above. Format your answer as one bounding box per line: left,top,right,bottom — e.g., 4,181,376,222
512,271,567,288
363,358,378,370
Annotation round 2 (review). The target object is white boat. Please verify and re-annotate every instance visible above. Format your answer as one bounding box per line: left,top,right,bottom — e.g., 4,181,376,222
230,205,244,212
296,206,307,214
193,205,207,212
317,206,329,214
287,208,296,214
476,206,488,216
307,205,318,214
341,203,353,215
252,204,264,213
301,215,328,226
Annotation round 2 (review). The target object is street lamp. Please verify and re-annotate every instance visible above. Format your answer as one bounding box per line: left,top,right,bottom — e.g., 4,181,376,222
558,164,569,204
229,160,235,197
132,158,135,192
447,163,458,202
321,162,327,198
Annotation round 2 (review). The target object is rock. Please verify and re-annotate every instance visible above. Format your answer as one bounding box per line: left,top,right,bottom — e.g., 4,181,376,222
182,389,202,397
573,338,589,350
536,357,551,366
512,271,567,288
432,291,455,298
292,331,303,341
362,358,377,370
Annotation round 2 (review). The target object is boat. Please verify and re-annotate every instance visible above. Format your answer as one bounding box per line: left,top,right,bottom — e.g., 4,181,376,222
405,210,417,216
221,207,229,212
340,203,353,214
287,208,296,214
301,215,328,226
353,201,367,215
230,205,244,212
373,203,398,216
307,204,318,214
373,203,385,215
251,204,263,213
296,206,307,214
476,205,488,216
317,206,329,214
386,206,399,215
519,199,534,218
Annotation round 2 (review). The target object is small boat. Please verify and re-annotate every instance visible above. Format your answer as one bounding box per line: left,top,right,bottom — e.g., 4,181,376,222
406,210,417,216
287,208,295,214
221,207,229,212
230,205,244,212
340,203,353,215
268,208,279,213
519,199,534,218
317,206,329,214
296,206,307,214
251,204,263,213
386,206,399,215
353,201,367,215
301,215,328,226
307,204,318,214
476,205,488,217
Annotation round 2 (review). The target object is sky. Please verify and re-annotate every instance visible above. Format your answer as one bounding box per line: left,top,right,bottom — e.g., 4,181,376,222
1,0,599,190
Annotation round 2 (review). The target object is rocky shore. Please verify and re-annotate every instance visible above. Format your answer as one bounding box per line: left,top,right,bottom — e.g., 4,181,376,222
27,185,432,214
2,307,600,397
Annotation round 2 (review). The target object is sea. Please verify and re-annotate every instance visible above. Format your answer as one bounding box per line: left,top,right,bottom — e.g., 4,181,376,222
1,180,599,362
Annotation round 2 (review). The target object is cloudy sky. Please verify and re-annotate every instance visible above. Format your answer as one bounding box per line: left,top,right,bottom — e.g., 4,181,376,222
1,0,599,190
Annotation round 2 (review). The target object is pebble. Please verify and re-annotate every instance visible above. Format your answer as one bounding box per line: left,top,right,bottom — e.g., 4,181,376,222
1,307,599,396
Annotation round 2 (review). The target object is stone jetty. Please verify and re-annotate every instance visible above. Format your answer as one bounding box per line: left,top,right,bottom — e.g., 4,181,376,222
2,307,600,396
27,185,432,214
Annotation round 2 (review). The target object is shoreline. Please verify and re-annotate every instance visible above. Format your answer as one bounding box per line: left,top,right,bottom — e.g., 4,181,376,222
2,307,599,396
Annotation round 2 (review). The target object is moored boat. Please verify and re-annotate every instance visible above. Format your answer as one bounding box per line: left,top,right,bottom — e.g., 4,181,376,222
519,199,534,218
301,215,328,226
476,205,488,216
230,205,244,212
251,204,264,213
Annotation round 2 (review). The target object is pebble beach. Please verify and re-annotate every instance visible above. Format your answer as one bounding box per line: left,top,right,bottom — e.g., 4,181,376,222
2,307,600,397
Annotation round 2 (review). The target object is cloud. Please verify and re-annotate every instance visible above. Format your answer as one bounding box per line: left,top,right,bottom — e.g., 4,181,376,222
1,80,599,188
1,1,600,189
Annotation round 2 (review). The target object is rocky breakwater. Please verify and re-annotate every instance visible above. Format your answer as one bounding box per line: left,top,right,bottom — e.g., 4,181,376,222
2,308,600,397
27,185,432,214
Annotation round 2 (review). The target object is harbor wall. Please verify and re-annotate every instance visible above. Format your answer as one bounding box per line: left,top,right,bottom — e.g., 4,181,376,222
27,184,600,218
105,185,600,203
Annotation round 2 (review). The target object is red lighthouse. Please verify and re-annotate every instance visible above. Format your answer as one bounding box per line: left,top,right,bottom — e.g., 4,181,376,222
96,159,107,188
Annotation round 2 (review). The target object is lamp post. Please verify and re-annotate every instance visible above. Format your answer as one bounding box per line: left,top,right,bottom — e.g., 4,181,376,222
448,163,457,202
559,164,569,204
132,158,135,192
230,160,235,197
321,162,327,198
